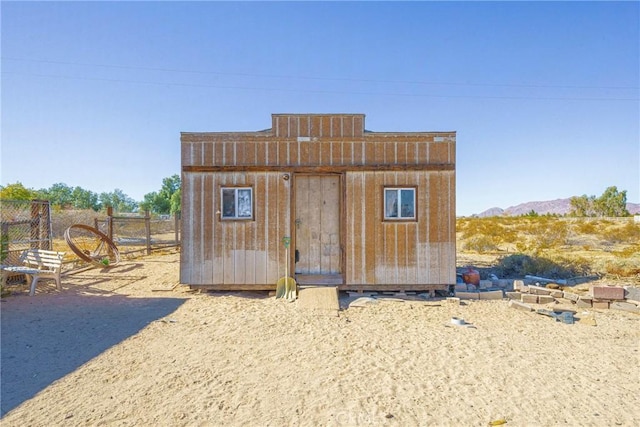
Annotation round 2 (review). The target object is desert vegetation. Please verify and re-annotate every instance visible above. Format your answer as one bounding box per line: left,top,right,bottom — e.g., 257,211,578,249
457,216,640,283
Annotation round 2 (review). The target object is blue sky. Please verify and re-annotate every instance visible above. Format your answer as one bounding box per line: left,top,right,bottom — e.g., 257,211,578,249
1,1,638,216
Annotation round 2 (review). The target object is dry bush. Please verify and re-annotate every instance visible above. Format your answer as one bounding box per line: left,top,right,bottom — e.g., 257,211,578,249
50,209,103,239
457,216,638,281
495,253,592,279
597,221,640,245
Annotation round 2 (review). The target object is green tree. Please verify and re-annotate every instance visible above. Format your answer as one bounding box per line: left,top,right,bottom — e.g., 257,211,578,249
41,183,74,208
99,189,137,213
142,174,181,215
71,186,101,211
594,186,629,217
569,194,596,217
0,182,39,200
170,188,181,215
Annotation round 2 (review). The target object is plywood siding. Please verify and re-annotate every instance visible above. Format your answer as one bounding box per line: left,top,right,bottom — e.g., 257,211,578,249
180,171,290,286
181,133,455,168
344,170,455,286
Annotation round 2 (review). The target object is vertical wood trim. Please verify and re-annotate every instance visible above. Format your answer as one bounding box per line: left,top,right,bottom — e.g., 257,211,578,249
363,172,376,284
194,174,204,284
202,174,213,284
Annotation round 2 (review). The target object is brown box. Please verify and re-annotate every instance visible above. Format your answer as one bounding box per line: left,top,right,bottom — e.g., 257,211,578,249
591,286,625,301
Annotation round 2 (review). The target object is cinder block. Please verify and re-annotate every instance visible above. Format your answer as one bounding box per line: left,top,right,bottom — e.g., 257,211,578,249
610,301,640,313
592,300,610,309
479,290,504,300
591,286,625,301
513,280,525,291
456,291,480,300
538,295,555,304
454,283,469,292
479,280,492,289
446,297,460,305
509,299,533,312
497,279,511,288
505,292,522,300
522,294,538,304
550,290,564,298
528,285,552,295
563,292,580,302
576,298,592,308
624,286,640,302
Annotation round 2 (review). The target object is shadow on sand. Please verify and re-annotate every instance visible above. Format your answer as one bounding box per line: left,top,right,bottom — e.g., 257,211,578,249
0,292,186,416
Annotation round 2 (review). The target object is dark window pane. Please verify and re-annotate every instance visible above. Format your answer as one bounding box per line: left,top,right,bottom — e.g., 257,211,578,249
222,189,235,218
401,189,414,218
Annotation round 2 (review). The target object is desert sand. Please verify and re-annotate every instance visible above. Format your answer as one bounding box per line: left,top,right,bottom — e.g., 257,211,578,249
1,250,639,426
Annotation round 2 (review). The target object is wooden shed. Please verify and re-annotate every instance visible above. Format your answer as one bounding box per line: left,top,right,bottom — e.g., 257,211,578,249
180,113,456,293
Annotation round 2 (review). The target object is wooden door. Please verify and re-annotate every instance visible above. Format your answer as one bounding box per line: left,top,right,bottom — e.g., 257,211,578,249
294,175,341,275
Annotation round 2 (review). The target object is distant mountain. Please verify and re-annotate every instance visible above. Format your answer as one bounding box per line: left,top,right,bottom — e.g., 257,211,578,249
476,198,640,217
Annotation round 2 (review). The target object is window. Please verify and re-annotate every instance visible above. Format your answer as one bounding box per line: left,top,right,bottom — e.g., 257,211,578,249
384,187,416,220
221,187,253,220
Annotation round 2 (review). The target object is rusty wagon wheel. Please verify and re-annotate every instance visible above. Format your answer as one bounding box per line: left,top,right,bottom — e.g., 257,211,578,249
64,224,120,267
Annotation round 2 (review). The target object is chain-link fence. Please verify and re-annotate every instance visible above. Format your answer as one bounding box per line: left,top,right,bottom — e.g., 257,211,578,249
0,200,52,266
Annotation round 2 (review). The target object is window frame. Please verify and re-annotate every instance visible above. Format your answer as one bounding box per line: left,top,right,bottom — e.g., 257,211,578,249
383,186,417,221
220,186,254,221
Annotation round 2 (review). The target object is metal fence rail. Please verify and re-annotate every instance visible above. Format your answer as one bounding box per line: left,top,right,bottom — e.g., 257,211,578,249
95,208,180,256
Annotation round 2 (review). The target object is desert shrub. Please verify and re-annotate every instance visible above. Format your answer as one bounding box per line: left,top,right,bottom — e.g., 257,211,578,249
598,221,640,245
495,253,592,279
51,209,103,238
464,235,499,252
574,220,598,235
612,244,640,258
602,260,640,279
513,218,568,251
459,217,518,252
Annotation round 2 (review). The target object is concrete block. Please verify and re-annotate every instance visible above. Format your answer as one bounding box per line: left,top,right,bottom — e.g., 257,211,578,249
576,298,592,308
454,283,469,292
610,301,640,313
446,297,460,305
509,299,533,312
591,286,625,301
550,290,564,298
513,280,525,291
505,292,522,300
497,279,511,289
479,280,492,290
538,295,555,304
521,294,538,304
563,292,580,302
623,286,640,301
528,285,552,295
456,291,480,300
479,290,504,300
592,300,610,309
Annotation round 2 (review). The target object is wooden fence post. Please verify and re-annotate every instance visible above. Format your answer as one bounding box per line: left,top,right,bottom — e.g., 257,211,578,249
145,210,151,255
106,206,114,241
30,201,40,249
40,201,52,250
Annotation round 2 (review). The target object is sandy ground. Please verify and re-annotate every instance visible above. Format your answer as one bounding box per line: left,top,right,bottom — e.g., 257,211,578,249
1,250,639,426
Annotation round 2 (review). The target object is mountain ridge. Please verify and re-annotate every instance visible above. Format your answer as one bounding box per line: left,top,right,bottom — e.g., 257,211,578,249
475,198,640,217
